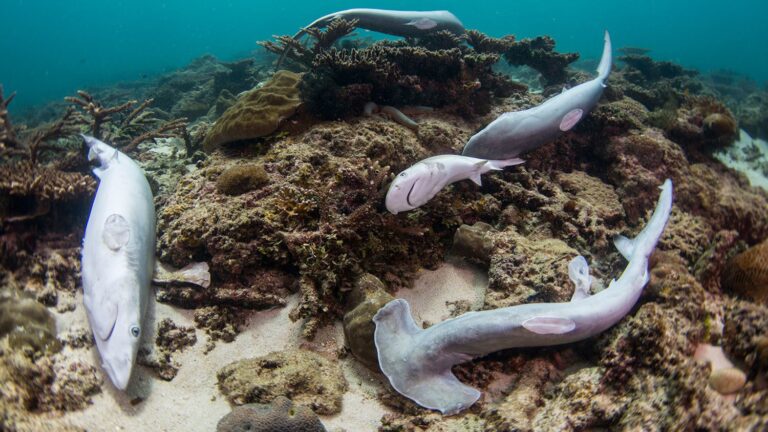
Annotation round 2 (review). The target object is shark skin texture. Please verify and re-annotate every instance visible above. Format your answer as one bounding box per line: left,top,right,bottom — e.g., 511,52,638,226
462,31,613,160
374,179,673,415
385,154,524,214
80,135,155,391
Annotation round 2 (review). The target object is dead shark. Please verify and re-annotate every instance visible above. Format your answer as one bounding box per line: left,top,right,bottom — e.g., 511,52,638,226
277,9,465,68
462,31,612,160
81,135,155,390
373,178,672,415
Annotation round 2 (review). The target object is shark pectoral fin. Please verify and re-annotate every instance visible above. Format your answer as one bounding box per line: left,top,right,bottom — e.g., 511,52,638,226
91,297,118,341
103,214,131,251
613,234,634,260
522,316,576,334
470,161,487,186
559,108,584,131
568,255,593,301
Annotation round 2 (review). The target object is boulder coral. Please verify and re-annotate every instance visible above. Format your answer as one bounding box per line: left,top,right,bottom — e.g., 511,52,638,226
203,70,303,150
216,396,326,432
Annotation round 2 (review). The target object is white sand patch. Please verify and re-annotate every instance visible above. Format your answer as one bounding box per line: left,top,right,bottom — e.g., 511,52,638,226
715,129,768,191
395,254,488,326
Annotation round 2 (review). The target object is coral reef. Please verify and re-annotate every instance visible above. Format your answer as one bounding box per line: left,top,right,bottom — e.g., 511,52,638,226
202,70,303,150
138,318,197,380
721,237,768,304
216,396,326,432
217,349,348,415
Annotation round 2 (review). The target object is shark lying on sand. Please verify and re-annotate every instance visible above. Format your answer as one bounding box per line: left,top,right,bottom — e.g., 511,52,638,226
277,9,465,68
81,135,155,390
374,178,673,415
462,31,612,160
385,155,524,214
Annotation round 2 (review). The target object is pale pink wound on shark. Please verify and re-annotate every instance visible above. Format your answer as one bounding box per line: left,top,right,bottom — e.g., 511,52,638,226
522,316,576,334
406,18,437,30
559,108,584,131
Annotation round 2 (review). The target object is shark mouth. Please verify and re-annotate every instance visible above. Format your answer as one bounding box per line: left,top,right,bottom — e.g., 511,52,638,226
406,181,418,207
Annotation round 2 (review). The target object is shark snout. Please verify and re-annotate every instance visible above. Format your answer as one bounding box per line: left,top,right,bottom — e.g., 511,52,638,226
103,355,134,390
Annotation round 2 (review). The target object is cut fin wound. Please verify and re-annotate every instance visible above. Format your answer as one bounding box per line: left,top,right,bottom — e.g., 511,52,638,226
522,316,576,335
406,18,437,30
103,214,131,251
92,297,118,340
487,158,525,171
559,108,583,131
614,234,634,260
568,255,593,301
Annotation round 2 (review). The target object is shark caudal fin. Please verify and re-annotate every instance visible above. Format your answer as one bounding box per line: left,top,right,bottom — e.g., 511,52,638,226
373,299,481,415
613,179,673,261
486,157,525,171
597,31,612,82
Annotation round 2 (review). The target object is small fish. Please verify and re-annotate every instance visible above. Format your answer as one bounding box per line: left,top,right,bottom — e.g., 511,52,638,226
385,155,524,214
405,17,438,30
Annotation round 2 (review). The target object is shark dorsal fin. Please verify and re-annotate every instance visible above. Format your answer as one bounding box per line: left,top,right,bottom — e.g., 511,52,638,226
614,234,635,260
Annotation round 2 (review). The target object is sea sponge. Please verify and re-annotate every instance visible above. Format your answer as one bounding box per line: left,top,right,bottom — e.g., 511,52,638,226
722,238,768,304
216,396,326,432
203,70,303,150
215,164,269,195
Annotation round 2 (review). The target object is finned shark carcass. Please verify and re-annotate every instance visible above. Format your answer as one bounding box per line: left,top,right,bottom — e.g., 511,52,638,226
81,135,155,390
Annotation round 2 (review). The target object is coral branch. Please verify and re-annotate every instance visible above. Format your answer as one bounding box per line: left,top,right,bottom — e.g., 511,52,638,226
65,90,136,138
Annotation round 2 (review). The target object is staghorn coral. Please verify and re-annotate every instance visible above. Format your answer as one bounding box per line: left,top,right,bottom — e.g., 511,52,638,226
503,36,579,86
202,70,303,150
217,349,348,415
260,18,359,70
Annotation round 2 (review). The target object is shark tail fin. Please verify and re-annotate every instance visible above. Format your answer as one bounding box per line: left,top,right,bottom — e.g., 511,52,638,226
486,157,525,171
373,299,480,415
597,30,612,81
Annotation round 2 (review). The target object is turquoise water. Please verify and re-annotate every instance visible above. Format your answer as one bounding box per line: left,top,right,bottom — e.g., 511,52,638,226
2,0,767,111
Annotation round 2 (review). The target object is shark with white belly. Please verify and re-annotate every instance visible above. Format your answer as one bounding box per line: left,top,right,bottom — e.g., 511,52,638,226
81,135,155,390
374,178,673,415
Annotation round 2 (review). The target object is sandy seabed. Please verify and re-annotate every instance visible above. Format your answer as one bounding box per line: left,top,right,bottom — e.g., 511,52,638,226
58,257,486,431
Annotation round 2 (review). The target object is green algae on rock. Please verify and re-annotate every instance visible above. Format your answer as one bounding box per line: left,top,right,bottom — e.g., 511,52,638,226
203,70,303,150
217,349,348,415
217,396,326,432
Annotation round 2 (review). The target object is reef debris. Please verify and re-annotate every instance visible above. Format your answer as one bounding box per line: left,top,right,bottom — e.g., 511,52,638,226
217,349,348,415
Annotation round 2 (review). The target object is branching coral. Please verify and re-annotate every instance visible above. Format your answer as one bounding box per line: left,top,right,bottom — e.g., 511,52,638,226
503,36,579,86
260,18,359,70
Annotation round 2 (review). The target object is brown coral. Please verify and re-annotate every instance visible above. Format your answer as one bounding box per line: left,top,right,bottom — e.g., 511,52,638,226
722,237,768,304
215,163,269,196
216,396,326,432
203,70,303,150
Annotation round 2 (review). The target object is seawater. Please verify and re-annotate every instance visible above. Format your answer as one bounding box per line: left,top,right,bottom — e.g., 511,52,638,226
2,0,767,111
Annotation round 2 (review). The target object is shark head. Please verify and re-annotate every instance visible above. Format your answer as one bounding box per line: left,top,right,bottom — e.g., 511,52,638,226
81,134,119,170
385,162,440,214
91,275,144,391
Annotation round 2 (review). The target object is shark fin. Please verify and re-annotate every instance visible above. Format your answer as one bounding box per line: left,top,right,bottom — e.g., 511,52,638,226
614,234,634,260
522,316,576,334
470,160,487,185
568,255,592,301
103,214,131,251
597,30,612,80
91,296,118,341
487,158,524,171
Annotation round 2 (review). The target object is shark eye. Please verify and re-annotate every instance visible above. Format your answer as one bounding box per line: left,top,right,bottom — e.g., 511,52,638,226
130,326,140,338
399,172,407,177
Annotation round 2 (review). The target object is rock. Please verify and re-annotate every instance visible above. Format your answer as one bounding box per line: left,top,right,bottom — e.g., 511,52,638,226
216,396,326,432
709,367,747,395
722,238,768,304
452,222,496,265
215,164,269,196
0,291,60,353
704,113,738,139
203,70,303,150
342,274,394,370
217,349,348,415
